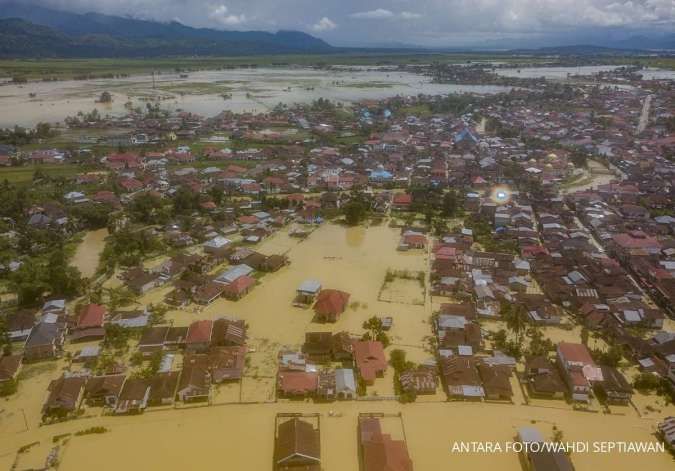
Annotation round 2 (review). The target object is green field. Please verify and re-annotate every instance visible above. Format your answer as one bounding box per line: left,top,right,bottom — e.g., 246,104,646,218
0,163,85,183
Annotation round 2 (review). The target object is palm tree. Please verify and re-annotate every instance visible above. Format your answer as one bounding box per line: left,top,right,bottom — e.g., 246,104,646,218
502,302,528,346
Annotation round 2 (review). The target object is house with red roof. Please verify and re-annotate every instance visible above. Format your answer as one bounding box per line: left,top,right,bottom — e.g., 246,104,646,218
72,304,106,342
401,231,427,249
359,417,413,471
186,320,214,353
238,215,259,225
277,371,318,397
314,289,350,322
352,340,387,384
556,342,603,403
611,231,661,258
106,153,142,170
392,193,412,211
118,177,144,193
222,275,256,300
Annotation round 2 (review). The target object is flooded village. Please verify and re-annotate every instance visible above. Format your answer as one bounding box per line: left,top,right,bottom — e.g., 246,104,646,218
0,60,675,471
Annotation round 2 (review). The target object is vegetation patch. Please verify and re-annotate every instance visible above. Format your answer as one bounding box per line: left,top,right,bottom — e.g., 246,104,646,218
378,269,425,305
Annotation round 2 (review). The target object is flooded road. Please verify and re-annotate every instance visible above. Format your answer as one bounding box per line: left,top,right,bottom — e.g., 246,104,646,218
0,67,513,128
71,228,108,278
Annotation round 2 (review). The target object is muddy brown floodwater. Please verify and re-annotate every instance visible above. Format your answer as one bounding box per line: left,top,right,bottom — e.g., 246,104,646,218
71,228,109,279
2,223,674,470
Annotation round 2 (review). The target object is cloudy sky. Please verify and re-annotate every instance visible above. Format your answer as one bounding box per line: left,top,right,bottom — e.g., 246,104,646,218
11,0,675,47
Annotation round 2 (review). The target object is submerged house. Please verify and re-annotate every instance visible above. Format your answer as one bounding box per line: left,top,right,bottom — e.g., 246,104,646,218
352,340,387,385
43,376,86,417
296,280,322,305
314,289,350,322
274,417,321,471
358,417,413,471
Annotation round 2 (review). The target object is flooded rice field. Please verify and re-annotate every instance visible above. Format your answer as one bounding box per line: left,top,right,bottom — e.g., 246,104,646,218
0,67,513,128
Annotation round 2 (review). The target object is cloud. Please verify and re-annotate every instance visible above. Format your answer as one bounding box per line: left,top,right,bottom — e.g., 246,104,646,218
350,9,423,20
311,16,337,32
350,9,395,19
208,4,246,26
399,11,423,20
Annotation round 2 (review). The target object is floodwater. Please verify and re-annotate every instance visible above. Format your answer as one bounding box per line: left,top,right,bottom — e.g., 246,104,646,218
0,67,513,128
4,391,674,471
636,68,675,80
497,65,675,82
2,223,674,470
496,65,621,79
71,228,109,278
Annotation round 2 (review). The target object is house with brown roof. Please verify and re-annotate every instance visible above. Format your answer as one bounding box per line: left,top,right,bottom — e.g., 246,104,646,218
43,376,87,418
177,358,211,402
187,346,247,383
314,289,350,322
352,340,387,384
399,367,438,395
477,362,513,401
596,365,633,405
84,374,125,407
264,254,288,272
274,417,321,471
524,356,566,399
115,378,151,414
193,281,226,305
5,310,36,342
138,326,169,356
440,356,484,400
0,355,22,384
358,417,413,471
212,317,247,347
302,332,333,362
149,371,180,406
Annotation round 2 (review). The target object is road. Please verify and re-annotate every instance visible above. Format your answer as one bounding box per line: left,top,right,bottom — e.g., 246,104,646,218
636,94,652,135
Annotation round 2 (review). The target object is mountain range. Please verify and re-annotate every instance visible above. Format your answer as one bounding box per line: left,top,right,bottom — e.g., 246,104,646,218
0,2,333,58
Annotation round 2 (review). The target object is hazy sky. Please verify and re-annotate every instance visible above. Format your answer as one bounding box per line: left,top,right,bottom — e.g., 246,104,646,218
9,0,675,46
